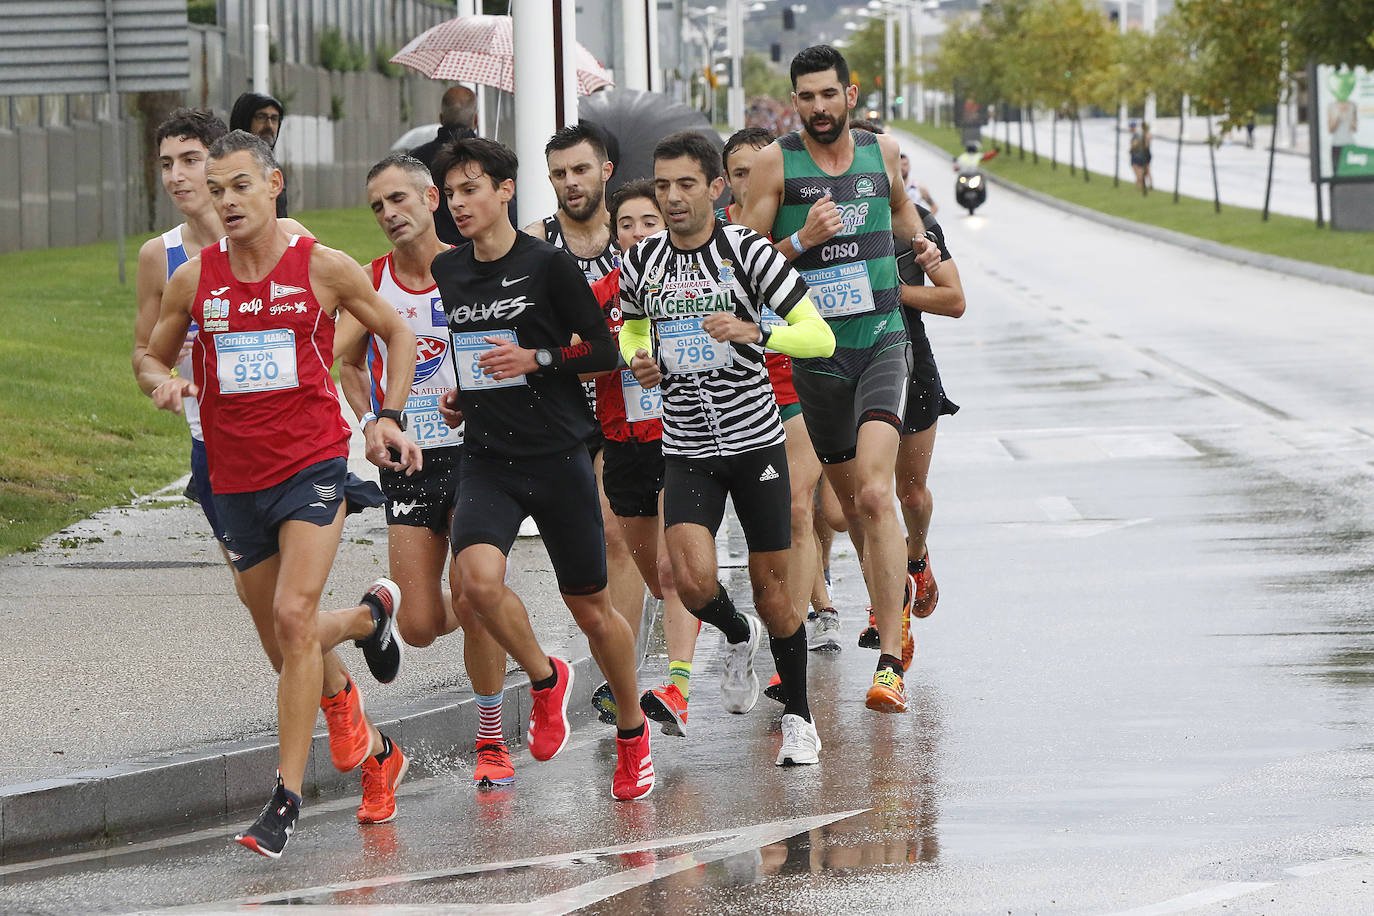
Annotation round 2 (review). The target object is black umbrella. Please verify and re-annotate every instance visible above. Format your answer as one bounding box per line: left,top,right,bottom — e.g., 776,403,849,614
578,89,724,196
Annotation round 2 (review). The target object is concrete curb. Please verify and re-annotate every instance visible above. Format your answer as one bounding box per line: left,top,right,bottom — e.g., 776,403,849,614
0,656,604,862
902,132,1374,298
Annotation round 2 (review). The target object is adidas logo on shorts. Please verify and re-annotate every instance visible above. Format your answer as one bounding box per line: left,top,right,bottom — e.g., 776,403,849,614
759,464,780,482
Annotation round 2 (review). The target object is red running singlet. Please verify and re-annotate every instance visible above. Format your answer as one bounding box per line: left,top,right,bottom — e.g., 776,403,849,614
191,234,350,493
591,267,663,443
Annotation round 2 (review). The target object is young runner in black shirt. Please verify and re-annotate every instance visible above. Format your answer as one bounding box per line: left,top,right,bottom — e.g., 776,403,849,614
433,138,654,801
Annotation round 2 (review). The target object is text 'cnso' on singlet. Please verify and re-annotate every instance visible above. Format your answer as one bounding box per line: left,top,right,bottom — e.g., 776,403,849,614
368,252,463,450
774,129,906,377
162,225,203,440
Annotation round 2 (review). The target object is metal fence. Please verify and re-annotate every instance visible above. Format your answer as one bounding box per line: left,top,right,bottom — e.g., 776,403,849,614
0,0,452,254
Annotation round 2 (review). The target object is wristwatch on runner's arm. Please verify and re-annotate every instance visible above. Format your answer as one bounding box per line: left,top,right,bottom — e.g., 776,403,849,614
378,408,408,431
535,348,555,369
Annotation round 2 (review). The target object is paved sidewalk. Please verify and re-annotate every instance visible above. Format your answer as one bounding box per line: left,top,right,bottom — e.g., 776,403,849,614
0,437,620,860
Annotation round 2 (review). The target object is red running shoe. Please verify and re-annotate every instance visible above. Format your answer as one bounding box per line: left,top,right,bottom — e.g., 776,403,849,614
612,726,654,800
901,573,916,671
912,552,939,619
356,738,408,824
474,738,515,787
528,656,573,761
320,674,370,772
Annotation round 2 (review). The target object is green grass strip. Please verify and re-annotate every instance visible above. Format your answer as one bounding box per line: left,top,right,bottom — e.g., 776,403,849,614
0,206,394,557
893,120,1374,278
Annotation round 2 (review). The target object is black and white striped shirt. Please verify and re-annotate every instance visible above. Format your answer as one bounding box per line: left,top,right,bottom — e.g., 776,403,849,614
620,221,809,457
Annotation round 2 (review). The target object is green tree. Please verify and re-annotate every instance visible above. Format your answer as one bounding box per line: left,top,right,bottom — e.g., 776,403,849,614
1291,0,1374,69
743,51,792,101
1174,0,1288,135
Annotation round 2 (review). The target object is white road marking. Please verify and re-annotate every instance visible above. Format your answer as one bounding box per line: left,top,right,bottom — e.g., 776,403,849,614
1284,854,1373,877
1104,881,1275,915
143,809,869,914
1037,496,1082,521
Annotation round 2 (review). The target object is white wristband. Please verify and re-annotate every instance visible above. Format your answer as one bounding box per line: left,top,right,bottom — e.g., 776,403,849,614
789,230,807,255
360,411,377,427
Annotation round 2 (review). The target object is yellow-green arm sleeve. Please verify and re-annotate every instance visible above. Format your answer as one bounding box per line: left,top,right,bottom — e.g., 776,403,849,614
767,296,835,359
619,317,654,365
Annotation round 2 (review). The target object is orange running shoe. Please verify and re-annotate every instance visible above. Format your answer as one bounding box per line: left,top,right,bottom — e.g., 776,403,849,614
901,573,916,671
473,738,515,787
320,674,371,772
357,737,408,824
865,667,908,713
640,683,689,737
912,552,939,618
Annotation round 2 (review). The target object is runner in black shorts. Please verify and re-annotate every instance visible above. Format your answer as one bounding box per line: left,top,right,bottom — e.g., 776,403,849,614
337,153,516,790
893,202,964,635
588,180,703,737
620,131,835,766
431,137,653,800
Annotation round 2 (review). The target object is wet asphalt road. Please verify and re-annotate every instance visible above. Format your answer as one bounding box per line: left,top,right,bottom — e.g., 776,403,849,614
5,142,1374,914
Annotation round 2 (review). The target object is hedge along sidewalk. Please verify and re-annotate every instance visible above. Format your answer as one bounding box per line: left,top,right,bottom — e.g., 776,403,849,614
891,120,1374,295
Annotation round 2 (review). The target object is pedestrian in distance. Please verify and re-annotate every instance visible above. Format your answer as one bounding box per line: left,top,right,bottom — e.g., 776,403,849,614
619,129,836,766
336,152,518,791
431,137,655,801
143,130,423,859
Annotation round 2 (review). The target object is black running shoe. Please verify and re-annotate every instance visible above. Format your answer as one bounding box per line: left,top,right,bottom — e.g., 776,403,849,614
857,606,880,649
355,578,403,683
235,775,299,859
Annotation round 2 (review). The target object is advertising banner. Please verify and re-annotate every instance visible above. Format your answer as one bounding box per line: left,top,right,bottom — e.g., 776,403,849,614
1314,64,1374,182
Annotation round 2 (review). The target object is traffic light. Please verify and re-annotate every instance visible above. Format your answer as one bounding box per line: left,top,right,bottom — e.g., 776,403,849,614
771,42,782,63
783,7,796,30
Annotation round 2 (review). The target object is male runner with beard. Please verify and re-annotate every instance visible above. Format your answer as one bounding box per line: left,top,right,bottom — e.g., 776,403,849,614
524,123,645,719
744,45,938,714
620,131,835,765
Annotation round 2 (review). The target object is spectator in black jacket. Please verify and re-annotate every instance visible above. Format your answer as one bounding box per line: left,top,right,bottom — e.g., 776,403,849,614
230,92,289,217
409,86,480,245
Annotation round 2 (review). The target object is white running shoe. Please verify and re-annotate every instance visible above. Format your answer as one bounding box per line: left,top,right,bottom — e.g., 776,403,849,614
808,609,841,652
719,614,762,714
776,713,821,766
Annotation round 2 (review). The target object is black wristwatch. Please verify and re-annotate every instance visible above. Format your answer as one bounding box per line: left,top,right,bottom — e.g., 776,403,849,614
534,348,555,369
378,408,407,431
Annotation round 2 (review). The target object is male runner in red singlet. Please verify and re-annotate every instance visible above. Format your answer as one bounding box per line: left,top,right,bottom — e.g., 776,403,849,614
144,130,423,859
133,109,401,829
338,153,517,789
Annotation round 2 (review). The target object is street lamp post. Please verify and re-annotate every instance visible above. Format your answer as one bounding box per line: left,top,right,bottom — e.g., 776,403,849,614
728,0,744,128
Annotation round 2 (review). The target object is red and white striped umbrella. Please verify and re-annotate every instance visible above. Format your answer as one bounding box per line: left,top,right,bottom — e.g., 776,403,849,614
390,14,614,96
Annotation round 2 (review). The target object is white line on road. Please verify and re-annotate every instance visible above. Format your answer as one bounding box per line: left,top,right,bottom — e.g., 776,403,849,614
1284,854,1374,877
1104,881,1275,915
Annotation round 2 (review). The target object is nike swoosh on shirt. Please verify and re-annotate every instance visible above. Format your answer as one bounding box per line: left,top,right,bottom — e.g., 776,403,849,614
500,276,529,287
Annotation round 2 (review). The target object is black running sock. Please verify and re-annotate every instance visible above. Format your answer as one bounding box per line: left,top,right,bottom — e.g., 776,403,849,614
909,554,927,575
770,624,811,722
877,653,905,677
531,661,558,693
617,721,646,741
374,734,393,763
689,583,751,643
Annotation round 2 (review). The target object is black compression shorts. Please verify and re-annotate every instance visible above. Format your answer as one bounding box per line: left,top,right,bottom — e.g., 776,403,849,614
663,442,791,554
602,438,665,518
450,445,607,595
793,343,913,464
